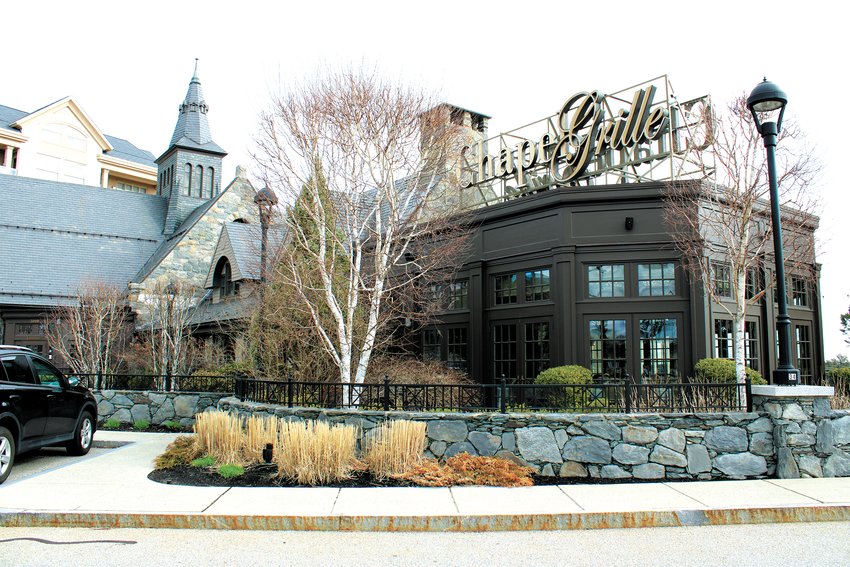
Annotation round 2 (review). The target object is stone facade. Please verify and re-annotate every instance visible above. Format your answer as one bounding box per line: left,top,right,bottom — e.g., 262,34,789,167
218,388,850,480
94,390,228,426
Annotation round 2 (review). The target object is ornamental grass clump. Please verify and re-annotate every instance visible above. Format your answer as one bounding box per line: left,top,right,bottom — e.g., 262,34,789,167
244,415,279,463
363,420,426,480
274,421,358,486
154,435,202,470
194,411,245,465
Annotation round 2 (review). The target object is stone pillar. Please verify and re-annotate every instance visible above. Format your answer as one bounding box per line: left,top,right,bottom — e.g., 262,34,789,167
751,385,834,479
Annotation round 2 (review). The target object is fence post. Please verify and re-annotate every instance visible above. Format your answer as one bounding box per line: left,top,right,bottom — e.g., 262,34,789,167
383,375,390,411
745,378,752,412
165,369,172,393
287,373,294,408
96,370,103,390
625,381,632,413
500,378,507,413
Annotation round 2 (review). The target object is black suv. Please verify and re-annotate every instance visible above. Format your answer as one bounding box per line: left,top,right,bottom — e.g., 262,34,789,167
0,345,98,484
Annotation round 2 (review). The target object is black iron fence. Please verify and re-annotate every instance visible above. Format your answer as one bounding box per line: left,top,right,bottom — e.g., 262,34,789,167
234,376,752,414
69,372,234,393
62,369,751,413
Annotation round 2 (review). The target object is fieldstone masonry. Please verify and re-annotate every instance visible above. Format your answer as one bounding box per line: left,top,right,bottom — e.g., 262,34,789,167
216,386,850,480
94,390,228,426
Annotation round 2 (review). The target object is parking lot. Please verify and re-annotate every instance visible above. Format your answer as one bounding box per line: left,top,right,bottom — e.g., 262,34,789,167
5,443,114,485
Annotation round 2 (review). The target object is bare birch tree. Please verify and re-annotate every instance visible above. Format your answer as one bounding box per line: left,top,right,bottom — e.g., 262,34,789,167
45,282,127,385
137,280,201,386
253,68,470,398
665,95,820,383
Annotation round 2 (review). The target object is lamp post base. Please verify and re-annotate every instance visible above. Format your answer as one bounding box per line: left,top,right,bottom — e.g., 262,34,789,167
772,367,800,386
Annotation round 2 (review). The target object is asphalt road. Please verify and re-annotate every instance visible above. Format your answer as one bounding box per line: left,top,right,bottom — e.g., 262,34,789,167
0,522,848,566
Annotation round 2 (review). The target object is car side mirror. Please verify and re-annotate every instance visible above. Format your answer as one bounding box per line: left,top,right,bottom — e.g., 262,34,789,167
67,376,80,387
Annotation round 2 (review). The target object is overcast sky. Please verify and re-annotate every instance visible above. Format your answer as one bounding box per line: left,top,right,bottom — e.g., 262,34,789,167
7,0,848,358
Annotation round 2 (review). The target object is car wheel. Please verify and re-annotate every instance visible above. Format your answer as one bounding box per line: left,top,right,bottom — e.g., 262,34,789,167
0,427,15,485
66,411,94,456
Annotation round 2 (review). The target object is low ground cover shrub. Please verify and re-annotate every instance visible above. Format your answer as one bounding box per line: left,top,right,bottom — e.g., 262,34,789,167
102,418,120,429
217,463,245,479
191,455,216,468
693,358,766,385
394,454,533,487
154,436,202,470
161,420,182,430
133,419,150,431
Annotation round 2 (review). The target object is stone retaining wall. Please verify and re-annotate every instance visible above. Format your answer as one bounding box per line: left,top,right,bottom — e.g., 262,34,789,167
218,392,850,480
94,390,228,426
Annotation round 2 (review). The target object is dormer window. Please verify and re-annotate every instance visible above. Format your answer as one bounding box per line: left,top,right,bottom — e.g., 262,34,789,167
213,257,235,300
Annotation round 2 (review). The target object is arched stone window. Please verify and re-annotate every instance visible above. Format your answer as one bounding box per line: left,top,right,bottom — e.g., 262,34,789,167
213,257,234,299
185,163,193,196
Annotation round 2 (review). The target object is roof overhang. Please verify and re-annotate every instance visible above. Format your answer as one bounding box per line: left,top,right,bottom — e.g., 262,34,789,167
97,154,157,182
12,97,114,152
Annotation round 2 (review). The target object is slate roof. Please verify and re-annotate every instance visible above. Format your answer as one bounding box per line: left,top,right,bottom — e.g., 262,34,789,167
189,291,259,327
226,222,287,281
0,175,166,306
163,73,226,157
0,104,27,132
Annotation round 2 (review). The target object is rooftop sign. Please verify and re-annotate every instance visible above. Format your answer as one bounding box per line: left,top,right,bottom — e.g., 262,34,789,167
459,76,711,203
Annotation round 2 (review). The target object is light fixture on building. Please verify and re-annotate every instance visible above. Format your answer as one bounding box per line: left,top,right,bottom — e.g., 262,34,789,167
747,78,798,387
625,217,634,231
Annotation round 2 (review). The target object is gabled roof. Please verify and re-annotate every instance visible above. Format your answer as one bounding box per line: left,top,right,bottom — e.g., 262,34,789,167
0,100,155,169
0,175,166,306
10,97,113,152
204,221,288,287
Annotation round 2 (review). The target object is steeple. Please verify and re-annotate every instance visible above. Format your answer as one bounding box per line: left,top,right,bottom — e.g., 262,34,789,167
167,59,225,154
156,61,228,235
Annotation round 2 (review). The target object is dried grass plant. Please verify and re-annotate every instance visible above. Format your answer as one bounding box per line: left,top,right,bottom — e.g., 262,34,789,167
394,454,533,487
363,420,426,480
193,411,245,465
274,421,358,485
244,415,280,463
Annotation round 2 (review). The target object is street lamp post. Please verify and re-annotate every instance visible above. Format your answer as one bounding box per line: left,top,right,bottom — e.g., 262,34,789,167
254,186,278,288
747,78,799,386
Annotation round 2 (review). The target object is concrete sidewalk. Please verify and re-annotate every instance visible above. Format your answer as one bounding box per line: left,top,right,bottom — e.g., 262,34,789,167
1,430,849,531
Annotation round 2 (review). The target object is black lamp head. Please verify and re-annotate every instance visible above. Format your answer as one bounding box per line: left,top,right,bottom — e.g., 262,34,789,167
747,78,788,134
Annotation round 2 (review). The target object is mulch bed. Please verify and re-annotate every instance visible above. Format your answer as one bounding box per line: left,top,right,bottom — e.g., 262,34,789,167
100,424,192,434
148,465,672,488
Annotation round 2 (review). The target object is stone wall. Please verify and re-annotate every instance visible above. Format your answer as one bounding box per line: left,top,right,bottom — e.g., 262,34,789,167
218,390,850,480
752,386,850,478
95,390,228,426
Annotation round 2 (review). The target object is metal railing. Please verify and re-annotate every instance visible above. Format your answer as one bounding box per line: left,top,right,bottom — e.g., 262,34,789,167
234,376,752,414
69,372,235,393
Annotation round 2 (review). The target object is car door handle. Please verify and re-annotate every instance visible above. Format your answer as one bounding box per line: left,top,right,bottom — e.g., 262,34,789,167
8,394,21,401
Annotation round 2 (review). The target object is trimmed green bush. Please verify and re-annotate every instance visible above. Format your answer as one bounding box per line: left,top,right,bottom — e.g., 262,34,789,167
191,455,215,468
693,358,766,385
535,365,593,385
217,463,245,479
534,365,596,410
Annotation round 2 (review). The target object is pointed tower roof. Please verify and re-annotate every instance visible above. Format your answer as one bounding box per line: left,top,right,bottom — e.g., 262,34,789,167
160,60,226,159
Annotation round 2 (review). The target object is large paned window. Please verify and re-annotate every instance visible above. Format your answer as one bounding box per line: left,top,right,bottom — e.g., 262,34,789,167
639,319,678,379
637,263,676,296
494,274,518,305
587,264,625,298
447,327,468,371
791,277,809,308
492,324,517,380
524,322,550,380
422,329,442,362
796,325,813,383
714,319,733,359
447,280,469,310
744,321,760,371
712,262,732,298
524,269,550,302
713,318,761,372
589,319,627,379
745,268,760,300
